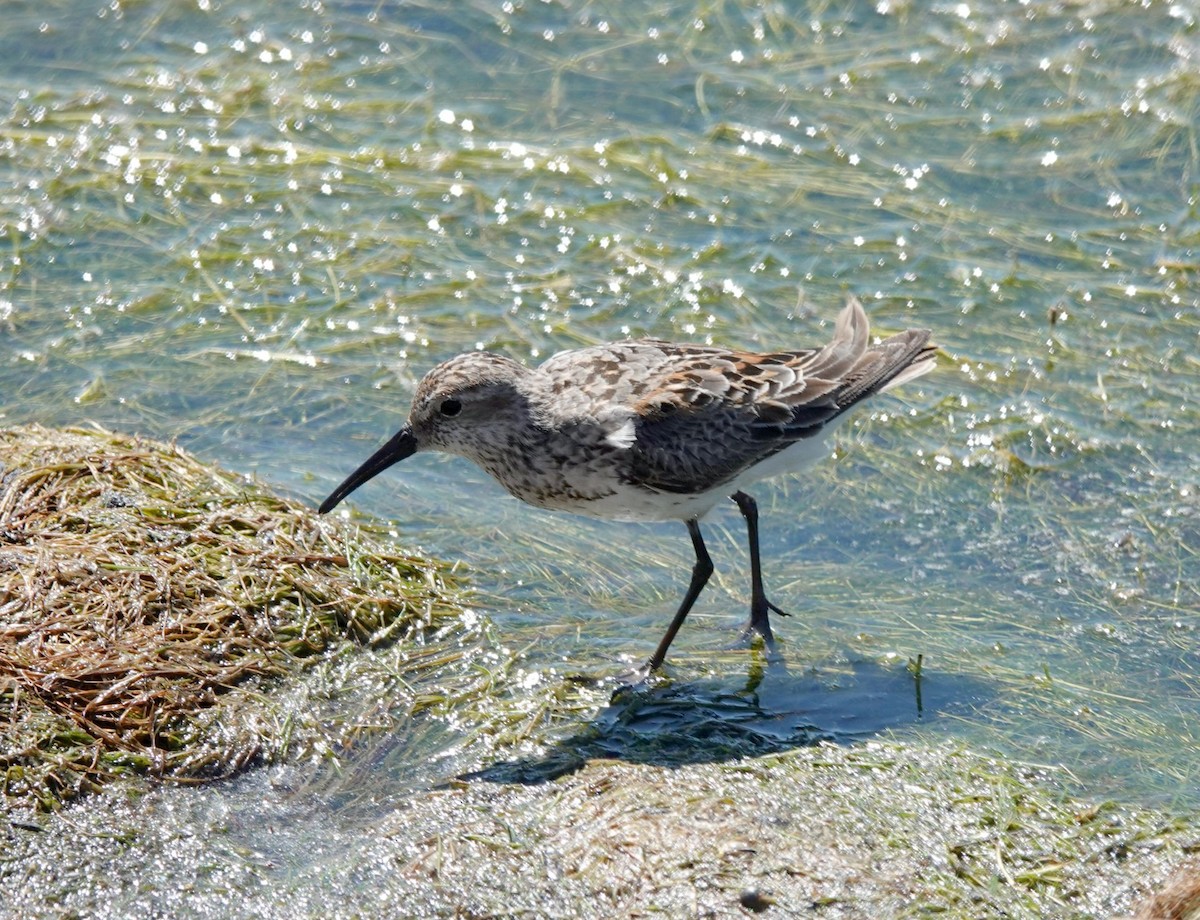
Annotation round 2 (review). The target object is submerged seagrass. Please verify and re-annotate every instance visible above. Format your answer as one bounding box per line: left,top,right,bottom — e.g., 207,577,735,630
0,425,462,810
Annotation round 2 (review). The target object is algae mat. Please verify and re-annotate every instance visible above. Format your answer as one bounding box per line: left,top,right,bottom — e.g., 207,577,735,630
2,740,1196,918
0,424,462,809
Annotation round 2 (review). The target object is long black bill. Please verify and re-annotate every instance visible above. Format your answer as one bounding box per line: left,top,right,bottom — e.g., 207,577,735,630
318,426,418,514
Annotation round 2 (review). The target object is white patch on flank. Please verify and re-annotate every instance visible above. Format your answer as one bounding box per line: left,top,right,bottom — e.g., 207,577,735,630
605,418,637,449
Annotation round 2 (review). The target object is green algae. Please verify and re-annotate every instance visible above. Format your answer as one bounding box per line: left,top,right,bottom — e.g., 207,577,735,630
0,424,464,809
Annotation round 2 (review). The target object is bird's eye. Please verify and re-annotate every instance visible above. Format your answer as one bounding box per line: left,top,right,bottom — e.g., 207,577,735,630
439,398,463,417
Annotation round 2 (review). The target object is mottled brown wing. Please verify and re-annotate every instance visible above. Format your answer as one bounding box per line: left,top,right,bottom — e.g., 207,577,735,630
536,299,933,495
622,401,816,494
616,346,848,494
617,299,935,494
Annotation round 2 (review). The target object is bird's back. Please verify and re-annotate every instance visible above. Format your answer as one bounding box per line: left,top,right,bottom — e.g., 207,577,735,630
523,298,934,515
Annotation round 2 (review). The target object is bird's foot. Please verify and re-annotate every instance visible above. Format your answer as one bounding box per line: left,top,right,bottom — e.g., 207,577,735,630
736,596,787,654
562,671,606,687
608,661,669,702
617,661,654,684
763,597,790,618
563,663,654,686
737,618,776,648
564,664,662,701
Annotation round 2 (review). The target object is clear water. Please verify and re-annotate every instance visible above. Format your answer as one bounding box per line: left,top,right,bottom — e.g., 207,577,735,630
1,0,1198,910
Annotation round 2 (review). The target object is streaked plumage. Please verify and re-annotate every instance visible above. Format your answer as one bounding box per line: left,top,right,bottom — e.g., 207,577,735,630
319,298,935,672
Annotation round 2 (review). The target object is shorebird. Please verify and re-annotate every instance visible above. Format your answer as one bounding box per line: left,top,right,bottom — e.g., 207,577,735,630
319,297,935,672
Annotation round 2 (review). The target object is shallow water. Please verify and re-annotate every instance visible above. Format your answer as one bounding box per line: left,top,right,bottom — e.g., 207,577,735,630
1,0,1198,908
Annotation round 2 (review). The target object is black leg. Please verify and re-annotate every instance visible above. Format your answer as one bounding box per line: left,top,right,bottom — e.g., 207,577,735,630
731,491,787,646
646,518,714,671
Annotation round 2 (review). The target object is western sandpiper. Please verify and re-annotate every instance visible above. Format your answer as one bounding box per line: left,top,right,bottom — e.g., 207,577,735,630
319,297,935,672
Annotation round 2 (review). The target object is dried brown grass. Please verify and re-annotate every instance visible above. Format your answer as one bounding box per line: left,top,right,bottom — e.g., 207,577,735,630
0,424,461,809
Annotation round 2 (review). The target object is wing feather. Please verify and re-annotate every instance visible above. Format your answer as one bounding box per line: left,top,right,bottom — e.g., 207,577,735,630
535,298,934,495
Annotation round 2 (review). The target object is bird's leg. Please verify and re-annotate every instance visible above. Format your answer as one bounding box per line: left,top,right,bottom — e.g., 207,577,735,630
644,518,714,672
731,491,787,646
